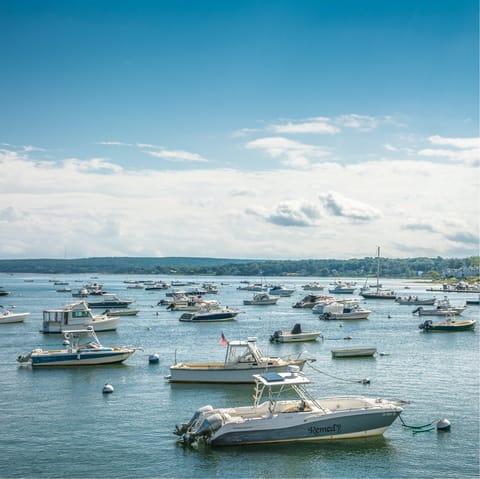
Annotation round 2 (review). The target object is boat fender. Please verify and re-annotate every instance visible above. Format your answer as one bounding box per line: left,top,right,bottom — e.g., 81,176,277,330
149,353,160,364
103,383,114,394
436,418,451,432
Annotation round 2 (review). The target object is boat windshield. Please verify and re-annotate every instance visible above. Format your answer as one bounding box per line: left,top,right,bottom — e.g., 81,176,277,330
225,340,261,364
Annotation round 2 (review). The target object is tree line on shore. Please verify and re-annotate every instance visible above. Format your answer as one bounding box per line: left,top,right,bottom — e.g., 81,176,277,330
0,256,479,279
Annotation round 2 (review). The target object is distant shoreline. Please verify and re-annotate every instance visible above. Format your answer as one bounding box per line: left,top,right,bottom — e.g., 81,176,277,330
0,256,478,279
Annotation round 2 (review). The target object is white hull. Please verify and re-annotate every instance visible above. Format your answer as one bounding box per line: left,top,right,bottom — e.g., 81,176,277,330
331,348,377,358
31,350,134,367
323,312,370,320
168,360,306,383
243,299,278,305
42,316,119,333
271,332,321,343
0,312,30,324
177,396,402,447
416,308,464,317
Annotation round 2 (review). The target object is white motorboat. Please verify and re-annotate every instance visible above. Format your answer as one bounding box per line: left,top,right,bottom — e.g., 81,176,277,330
168,300,219,312
87,294,133,309
293,294,329,309
71,288,89,297
270,323,321,343
174,366,403,447
105,309,140,317
166,337,311,383
328,281,356,294
412,298,465,317
310,296,337,314
302,282,325,291
0,310,30,324
321,301,371,320
237,282,268,292
395,296,436,305
268,285,295,297
41,301,120,333
360,287,396,300
179,306,241,322
331,347,377,358
243,293,279,305
17,327,136,367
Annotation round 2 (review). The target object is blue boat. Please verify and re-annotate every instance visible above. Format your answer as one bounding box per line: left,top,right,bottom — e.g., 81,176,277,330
17,327,136,367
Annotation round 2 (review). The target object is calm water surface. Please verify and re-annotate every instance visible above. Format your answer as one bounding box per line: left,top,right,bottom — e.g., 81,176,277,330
0,274,478,478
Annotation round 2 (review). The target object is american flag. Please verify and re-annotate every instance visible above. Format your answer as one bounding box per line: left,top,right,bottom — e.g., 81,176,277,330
219,332,228,346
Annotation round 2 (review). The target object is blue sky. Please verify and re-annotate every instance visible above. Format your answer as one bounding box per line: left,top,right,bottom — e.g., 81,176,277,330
0,0,478,260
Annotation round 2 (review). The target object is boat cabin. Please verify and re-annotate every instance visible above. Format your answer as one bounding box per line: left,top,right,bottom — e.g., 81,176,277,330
224,337,267,365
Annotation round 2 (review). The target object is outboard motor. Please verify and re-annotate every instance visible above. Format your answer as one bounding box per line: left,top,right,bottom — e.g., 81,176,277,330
270,331,281,342
419,320,432,330
174,405,214,436
182,413,223,445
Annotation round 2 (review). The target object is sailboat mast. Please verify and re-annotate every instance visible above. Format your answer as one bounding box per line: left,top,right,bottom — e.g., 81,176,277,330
376,246,380,289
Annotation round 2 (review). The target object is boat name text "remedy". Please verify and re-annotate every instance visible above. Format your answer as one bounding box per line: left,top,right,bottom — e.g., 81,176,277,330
308,424,342,435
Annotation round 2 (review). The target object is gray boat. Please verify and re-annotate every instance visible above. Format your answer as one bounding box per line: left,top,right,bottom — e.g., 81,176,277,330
175,366,402,447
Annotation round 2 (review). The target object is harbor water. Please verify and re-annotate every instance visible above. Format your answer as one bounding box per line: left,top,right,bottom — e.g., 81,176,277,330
0,274,478,478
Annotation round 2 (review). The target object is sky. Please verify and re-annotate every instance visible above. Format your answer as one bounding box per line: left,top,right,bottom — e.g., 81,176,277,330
0,0,479,261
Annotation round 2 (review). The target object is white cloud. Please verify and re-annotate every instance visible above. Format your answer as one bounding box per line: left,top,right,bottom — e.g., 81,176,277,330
0,133,478,260
428,135,480,149
247,200,322,227
231,128,261,138
245,136,330,168
335,114,378,131
145,149,208,162
97,141,134,147
269,117,339,135
63,158,123,173
417,135,480,166
318,191,382,222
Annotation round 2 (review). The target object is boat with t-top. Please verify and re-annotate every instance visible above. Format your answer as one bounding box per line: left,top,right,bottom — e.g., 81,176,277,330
174,365,403,447
17,327,137,367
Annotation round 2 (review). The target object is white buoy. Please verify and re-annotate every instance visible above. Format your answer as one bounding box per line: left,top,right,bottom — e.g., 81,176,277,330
149,353,160,364
436,418,451,432
103,383,114,394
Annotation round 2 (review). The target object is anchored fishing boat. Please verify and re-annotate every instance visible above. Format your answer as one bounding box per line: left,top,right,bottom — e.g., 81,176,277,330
0,310,30,324
167,336,311,383
331,347,377,358
419,317,476,332
41,301,120,333
178,306,240,322
270,323,321,343
175,365,403,447
17,327,137,367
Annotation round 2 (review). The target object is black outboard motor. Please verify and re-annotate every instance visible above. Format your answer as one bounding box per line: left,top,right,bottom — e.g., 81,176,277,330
419,320,432,330
270,331,281,342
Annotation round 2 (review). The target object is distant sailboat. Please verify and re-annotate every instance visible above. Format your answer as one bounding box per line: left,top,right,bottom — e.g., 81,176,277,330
360,247,396,300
